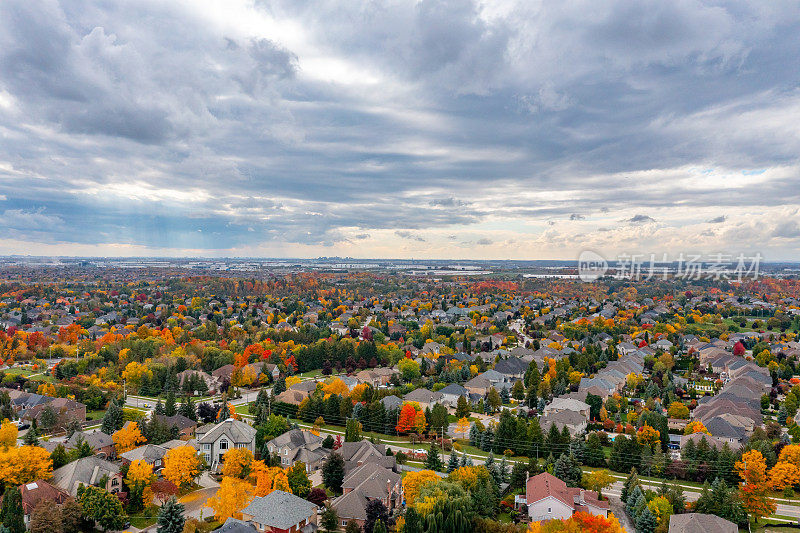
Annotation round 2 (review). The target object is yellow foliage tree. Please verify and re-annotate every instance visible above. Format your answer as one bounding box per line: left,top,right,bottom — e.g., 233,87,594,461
207,476,255,521
113,422,146,453
0,445,52,485
636,424,660,451
403,470,439,506
667,402,690,419
323,378,349,397
222,448,254,479
285,376,302,388
0,419,18,448
126,459,154,489
456,417,470,439
162,446,200,488
122,361,153,392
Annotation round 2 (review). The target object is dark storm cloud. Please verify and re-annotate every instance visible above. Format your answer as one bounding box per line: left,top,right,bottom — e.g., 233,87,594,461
0,0,799,252
627,214,656,224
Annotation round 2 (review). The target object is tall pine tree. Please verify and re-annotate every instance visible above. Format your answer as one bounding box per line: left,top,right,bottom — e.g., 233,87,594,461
156,497,185,533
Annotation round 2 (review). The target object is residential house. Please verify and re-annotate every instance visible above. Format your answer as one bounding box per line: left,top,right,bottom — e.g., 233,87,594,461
543,398,590,419
668,513,736,533
51,456,123,496
380,395,403,411
339,441,396,473
438,383,469,408
197,418,257,471
120,444,169,470
518,472,609,521
240,490,317,533
332,463,402,529
402,388,443,410
493,357,528,381
266,429,330,472
153,414,197,439
64,430,116,460
19,480,69,527
539,410,587,437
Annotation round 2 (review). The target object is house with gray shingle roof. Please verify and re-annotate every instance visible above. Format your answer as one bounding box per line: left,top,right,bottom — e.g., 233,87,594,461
196,418,257,471
51,456,122,496
241,490,317,533
266,429,329,472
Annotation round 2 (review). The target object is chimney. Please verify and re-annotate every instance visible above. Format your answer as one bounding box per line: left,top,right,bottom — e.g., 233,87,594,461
579,489,586,504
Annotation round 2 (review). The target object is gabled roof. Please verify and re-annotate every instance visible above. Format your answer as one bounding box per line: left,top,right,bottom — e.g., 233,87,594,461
668,513,736,533
242,490,317,529
268,428,323,449
197,418,257,444
51,456,120,496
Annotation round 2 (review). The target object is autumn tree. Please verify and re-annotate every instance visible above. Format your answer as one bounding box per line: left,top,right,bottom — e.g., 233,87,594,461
113,422,146,453
584,469,614,499
0,445,52,485
222,448,254,479
684,420,710,435
456,417,470,439
736,449,776,523
403,470,439,506
396,403,419,435
207,476,255,521
29,500,62,533
162,446,200,488
667,402,689,419
0,419,18,447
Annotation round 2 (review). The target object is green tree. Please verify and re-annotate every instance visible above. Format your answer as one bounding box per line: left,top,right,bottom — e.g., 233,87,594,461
429,404,449,436
50,444,69,469
287,462,312,497
345,418,362,442
553,453,581,486
156,497,185,533
101,400,123,434
77,485,126,532
0,486,25,533
321,506,339,533
635,506,658,533
425,443,444,471
323,453,345,494
404,508,423,533
487,388,501,412
39,406,59,432
455,396,470,419
164,390,177,417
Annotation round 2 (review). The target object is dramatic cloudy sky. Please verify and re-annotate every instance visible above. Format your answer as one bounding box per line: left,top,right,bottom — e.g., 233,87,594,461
1,0,800,260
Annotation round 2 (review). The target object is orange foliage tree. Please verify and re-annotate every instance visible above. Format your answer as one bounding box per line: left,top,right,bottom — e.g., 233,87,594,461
736,449,776,523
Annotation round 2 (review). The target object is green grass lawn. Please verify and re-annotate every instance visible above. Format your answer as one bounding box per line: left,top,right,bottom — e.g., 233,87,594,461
235,403,253,415
86,409,105,420
129,505,159,529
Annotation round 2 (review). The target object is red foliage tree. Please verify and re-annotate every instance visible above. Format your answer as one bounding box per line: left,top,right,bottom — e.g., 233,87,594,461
396,403,418,434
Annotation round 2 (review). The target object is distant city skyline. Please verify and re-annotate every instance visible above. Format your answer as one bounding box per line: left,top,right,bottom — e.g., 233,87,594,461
1,1,799,259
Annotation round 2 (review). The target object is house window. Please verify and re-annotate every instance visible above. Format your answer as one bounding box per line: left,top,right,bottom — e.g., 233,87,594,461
204,454,211,463
547,508,551,513
342,521,348,526
220,439,228,451
203,443,211,450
